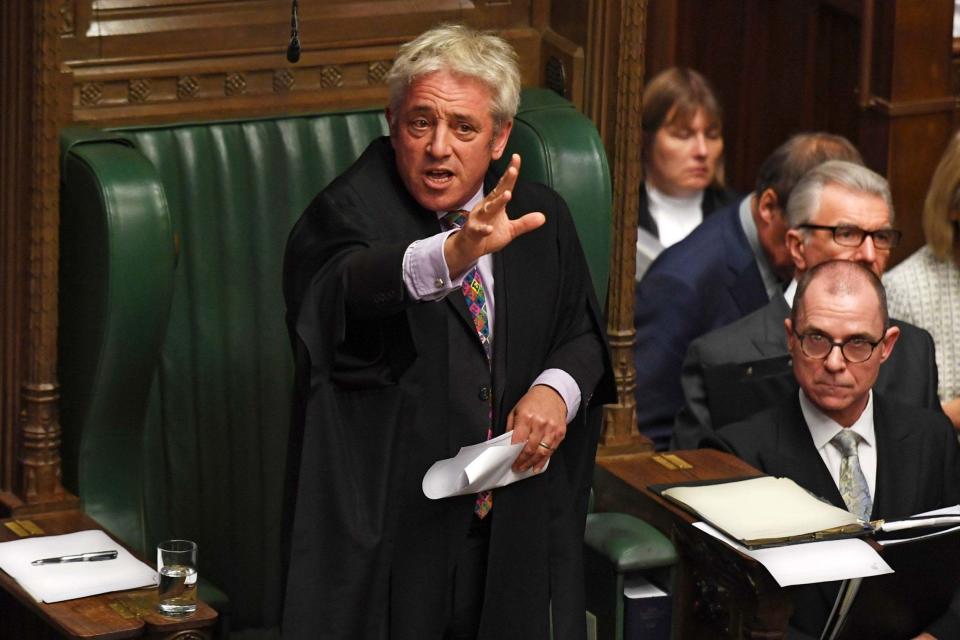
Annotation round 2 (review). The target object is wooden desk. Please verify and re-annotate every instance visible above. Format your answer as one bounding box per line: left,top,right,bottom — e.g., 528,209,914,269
1,510,217,639
594,449,793,640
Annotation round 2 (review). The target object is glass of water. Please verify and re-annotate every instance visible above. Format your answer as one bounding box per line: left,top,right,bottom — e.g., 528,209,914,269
156,539,198,616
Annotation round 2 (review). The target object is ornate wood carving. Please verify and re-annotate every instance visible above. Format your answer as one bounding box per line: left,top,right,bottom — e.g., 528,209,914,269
16,0,73,511
60,1,544,125
592,0,652,453
0,0,33,511
540,28,585,108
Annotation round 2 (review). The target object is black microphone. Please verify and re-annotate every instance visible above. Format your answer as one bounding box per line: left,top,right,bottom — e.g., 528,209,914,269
286,0,301,63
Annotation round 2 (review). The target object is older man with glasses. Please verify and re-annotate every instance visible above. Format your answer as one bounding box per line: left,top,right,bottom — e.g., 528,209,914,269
702,260,960,639
674,160,941,449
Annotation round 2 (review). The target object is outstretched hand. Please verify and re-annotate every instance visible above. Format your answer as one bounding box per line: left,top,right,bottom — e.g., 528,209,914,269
443,154,546,279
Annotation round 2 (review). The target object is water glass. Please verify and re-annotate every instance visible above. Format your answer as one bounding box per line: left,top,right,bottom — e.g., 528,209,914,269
156,539,198,616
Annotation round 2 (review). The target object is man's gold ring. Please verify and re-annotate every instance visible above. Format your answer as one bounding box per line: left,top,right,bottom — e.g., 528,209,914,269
538,441,553,451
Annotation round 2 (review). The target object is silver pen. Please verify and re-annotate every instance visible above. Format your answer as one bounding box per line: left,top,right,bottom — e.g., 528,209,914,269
31,550,118,566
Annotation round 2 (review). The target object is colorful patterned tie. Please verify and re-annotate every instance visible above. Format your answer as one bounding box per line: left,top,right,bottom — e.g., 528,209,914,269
832,430,872,522
442,210,494,518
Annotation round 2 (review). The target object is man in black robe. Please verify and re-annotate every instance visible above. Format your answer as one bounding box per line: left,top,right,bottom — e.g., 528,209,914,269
281,24,614,640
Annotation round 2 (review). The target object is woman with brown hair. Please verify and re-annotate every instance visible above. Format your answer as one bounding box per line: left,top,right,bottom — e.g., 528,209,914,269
639,67,737,248
884,131,960,429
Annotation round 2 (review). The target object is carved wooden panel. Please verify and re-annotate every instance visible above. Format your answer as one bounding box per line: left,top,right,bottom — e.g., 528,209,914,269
61,0,550,125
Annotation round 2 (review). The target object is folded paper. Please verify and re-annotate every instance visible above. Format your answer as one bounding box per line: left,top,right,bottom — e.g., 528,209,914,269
422,431,548,499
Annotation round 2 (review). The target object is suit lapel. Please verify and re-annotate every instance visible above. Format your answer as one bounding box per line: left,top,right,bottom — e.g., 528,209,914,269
491,251,508,432
750,296,791,357
445,276,478,335
872,395,922,520
724,210,769,315
768,397,846,509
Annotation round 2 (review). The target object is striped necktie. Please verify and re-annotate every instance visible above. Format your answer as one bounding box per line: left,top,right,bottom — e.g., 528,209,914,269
441,210,494,518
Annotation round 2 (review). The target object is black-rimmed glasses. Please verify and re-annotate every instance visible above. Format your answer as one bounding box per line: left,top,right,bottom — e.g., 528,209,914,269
796,224,902,249
792,330,883,363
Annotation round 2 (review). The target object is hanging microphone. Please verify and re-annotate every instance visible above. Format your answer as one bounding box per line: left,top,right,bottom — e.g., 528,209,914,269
286,0,301,63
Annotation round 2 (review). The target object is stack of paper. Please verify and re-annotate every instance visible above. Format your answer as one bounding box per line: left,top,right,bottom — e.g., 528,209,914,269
0,529,158,603
659,476,866,548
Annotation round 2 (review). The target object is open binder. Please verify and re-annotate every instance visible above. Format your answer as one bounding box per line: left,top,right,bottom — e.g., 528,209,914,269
650,475,871,549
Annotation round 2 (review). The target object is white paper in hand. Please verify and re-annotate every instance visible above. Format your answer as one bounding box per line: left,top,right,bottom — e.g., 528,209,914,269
422,431,549,499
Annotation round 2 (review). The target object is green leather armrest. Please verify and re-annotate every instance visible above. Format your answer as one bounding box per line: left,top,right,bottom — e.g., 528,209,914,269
59,126,176,555
498,89,613,305
584,512,677,573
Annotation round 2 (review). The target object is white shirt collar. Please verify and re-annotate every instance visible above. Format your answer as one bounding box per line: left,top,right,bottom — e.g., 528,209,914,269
783,278,798,307
738,195,781,299
800,388,876,451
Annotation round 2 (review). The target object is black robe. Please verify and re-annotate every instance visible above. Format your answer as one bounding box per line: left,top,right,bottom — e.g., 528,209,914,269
281,137,615,640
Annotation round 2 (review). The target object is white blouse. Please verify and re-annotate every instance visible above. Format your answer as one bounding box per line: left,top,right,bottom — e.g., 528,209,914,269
646,182,704,248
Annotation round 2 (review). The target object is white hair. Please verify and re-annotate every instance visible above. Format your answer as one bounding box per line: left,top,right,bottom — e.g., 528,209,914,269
786,160,895,230
386,24,521,132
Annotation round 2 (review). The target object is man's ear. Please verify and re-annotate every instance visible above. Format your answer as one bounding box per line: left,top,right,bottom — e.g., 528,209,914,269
756,188,780,226
490,119,513,160
784,317,795,344
786,228,808,272
878,325,901,363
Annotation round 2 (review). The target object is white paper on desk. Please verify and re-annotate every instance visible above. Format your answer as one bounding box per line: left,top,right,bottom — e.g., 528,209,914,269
693,522,892,587
0,529,158,603
422,431,548,499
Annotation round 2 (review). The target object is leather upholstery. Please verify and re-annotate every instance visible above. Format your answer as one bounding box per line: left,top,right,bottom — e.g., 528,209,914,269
58,89,612,635
584,511,676,639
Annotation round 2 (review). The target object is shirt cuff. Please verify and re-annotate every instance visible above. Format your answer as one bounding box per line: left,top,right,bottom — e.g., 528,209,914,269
402,230,471,301
531,369,582,424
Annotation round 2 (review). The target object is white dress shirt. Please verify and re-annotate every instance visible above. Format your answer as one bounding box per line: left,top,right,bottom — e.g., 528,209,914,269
799,389,878,501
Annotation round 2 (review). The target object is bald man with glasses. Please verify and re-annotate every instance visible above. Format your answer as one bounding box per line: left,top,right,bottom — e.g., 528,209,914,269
674,160,940,449
702,260,960,640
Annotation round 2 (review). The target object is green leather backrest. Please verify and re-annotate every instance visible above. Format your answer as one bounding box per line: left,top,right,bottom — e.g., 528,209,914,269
60,128,177,554
58,90,611,635
495,89,612,301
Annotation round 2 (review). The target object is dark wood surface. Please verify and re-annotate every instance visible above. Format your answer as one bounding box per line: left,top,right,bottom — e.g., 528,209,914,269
595,450,793,640
0,510,217,639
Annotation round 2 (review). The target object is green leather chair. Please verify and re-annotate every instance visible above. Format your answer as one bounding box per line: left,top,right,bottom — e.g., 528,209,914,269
584,509,677,639
58,89,648,638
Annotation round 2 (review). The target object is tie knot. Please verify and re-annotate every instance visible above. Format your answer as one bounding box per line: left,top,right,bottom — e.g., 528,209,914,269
441,209,468,230
832,429,860,457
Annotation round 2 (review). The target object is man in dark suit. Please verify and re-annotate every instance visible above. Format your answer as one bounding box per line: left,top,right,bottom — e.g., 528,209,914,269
703,260,960,639
281,25,613,640
674,160,940,449
634,133,862,446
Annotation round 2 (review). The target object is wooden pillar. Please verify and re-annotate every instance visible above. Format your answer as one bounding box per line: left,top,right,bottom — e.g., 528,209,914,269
0,0,32,510
0,0,76,514
585,0,653,455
